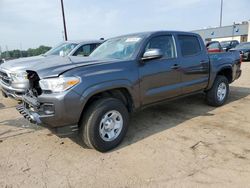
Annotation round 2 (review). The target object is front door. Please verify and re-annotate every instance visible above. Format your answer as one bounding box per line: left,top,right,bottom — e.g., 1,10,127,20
139,35,182,105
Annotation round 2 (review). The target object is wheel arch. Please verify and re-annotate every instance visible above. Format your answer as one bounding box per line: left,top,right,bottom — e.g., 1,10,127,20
78,80,138,125
217,66,233,83
207,65,233,90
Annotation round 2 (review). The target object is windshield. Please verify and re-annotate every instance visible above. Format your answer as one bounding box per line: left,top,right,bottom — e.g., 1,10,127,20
90,36,142,60
220,41,231,48
45,42,78,56
207,42,219,49
235,43,250,49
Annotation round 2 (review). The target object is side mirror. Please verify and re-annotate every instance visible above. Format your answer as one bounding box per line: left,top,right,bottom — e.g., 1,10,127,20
59,50,65,56
142,49,163,61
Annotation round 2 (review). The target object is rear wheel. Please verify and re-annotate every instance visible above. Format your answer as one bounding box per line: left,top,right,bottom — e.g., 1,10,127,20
80,98,129,152
206,75,229,107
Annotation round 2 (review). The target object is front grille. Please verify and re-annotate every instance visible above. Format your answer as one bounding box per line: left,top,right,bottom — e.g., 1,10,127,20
0,70,11,85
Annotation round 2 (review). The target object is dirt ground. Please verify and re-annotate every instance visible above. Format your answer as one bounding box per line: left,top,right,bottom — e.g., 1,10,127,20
0,63,250,188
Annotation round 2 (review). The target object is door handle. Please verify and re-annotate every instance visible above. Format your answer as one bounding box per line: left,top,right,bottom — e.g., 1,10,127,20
171,64,180,69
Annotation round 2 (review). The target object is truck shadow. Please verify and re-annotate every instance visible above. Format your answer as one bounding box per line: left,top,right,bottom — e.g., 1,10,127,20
0,118,43,140
0,97,19,109
71,85,250,151
0,103,5,108
119,86,250,150
1,86,249,150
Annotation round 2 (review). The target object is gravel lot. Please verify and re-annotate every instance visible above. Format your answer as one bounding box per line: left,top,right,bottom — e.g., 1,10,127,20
0,62,250,188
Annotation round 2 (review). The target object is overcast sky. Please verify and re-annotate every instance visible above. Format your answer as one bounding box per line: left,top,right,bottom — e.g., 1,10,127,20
0,0,249,50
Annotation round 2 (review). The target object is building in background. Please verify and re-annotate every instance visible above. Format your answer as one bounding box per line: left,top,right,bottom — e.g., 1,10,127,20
193,21,250,43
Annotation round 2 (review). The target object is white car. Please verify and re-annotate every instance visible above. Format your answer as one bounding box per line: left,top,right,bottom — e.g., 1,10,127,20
0,40,103,100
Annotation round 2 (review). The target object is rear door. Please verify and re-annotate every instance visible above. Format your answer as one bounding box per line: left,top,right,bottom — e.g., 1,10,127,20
176,34,209,94
139,35,182,105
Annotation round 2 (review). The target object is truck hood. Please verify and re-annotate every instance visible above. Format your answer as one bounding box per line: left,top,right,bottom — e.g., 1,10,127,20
27,56,117,79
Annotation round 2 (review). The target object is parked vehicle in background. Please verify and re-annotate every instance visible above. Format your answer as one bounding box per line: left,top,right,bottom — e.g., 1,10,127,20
0,40,103,100
229,42,250,61
17,31,241,152
206,41,223,53
0,59,5,64
220,40,239,51
44,40,103,57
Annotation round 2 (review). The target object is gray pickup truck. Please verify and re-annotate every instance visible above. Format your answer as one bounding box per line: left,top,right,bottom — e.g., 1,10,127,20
17,31,241,152
0,40,103,100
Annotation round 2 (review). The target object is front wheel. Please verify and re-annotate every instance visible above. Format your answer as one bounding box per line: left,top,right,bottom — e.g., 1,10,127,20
206,75,229,107
80,98,129,152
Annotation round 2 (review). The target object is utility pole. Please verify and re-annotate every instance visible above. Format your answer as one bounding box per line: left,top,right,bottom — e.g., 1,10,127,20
60,0,68,41
220,0,223,27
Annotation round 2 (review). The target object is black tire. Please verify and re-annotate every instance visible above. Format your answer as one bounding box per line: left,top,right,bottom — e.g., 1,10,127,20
206,75,229,107
80,98,129,152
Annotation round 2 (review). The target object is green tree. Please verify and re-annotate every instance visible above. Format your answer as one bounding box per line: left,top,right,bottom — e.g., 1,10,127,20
2,45,52,60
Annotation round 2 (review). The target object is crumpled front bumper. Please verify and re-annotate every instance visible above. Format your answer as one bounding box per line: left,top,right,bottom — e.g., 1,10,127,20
16,105,42,123
16,94,42,124
16,93,84,136
16,90,84,135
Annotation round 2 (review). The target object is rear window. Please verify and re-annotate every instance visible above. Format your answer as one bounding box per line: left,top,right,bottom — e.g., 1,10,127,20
178,35,201,56
220,41,231,48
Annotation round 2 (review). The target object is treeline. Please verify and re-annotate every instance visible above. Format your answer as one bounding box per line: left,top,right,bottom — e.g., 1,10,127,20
1,45,51,60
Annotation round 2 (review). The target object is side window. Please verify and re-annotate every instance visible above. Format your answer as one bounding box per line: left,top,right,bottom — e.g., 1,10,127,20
74,44,91,56
178,35,201,57
90,43,100,52
145,35,176,59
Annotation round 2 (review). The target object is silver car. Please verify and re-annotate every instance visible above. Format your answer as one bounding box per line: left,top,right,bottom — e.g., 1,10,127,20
0,40,103,100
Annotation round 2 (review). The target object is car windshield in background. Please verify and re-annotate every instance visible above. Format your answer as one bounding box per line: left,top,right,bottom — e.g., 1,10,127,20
207,42,219,49
235,43,250,49
45,43,78,56
220,41,231,48
90,36,142,60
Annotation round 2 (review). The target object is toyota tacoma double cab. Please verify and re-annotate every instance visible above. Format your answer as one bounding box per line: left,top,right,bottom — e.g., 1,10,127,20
16,31,242,152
